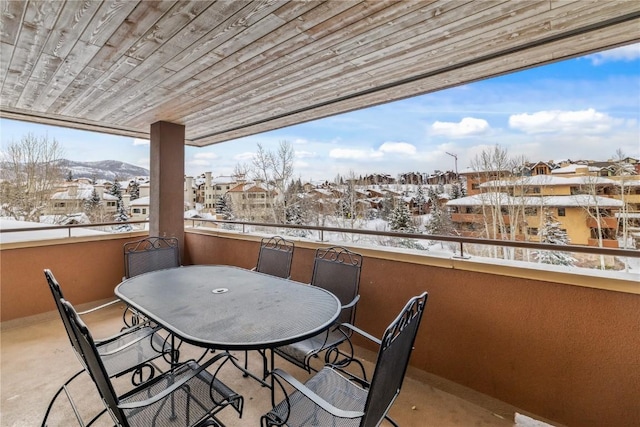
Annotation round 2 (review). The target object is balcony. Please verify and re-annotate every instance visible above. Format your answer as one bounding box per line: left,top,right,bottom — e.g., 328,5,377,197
451,213,511,225
586,217,618,229
587,238,620,248
1,228,639,427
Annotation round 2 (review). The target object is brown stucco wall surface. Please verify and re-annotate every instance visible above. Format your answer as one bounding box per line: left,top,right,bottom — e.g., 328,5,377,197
2,232,638,427
0,236,144,321
185,231,640,427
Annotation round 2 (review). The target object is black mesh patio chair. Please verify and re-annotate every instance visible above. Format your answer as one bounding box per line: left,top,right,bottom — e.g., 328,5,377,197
243,236,296,375
273,246,362,372
261,292,428,427
253,236,295,279
119,236,181,327
124,236,181,279
59,298,244,427
42,269,171,426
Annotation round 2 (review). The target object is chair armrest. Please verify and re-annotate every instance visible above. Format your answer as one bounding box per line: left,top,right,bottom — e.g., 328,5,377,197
77,299,121,315
271,368,364,420
339,322,381,346
117,352,232,410
341,294,360,310
96,325,162,355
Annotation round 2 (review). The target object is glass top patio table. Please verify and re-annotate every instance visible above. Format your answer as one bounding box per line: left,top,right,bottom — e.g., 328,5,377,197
115,265,341,351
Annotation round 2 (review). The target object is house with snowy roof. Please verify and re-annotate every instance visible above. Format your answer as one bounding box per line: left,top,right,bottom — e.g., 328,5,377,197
448,174,624,247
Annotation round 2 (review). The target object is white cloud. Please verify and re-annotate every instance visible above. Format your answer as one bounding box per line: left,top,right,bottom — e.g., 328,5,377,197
509,108,614,134
378,141,416,155
430,117,490,138
133,138,149,146
329,148,383,160
585,43,640,65
295,150,316,158
193,152,218,160
234,152,255,161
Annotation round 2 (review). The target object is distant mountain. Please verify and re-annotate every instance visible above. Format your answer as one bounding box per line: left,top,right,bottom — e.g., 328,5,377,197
60,159,149,181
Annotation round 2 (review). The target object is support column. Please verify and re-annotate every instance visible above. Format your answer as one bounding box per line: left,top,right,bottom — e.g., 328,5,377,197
150,121,185,255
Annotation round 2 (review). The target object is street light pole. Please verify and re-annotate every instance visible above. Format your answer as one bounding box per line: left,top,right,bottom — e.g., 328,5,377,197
446,152,458,179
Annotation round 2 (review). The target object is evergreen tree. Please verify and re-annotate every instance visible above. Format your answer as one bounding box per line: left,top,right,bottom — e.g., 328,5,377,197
109,179,122,198
66,170,73,181
84,187,102,222
216,194,234,219
450,183,462,199
381,192,395,220
414,186,427,215
533,207,576,266
389,203,416,233
129,181,140,200
425,203,454,236
110,179,131,232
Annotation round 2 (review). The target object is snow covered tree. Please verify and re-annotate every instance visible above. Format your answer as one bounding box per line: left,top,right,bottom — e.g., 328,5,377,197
450,182,463,199
0,133,65,221
389,203,416,233
414,186,427,215
129,181,140,200
533,207,576,266
84,187,102,222
216,194,234,219
109,179,122,198
110,180,131,232
380,192,395,220
425,203,454,236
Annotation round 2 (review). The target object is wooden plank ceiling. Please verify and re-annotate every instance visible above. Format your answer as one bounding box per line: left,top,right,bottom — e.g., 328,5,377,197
1,0,639,147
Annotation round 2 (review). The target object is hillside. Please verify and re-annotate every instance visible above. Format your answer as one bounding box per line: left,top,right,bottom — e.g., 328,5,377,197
60,159,149,181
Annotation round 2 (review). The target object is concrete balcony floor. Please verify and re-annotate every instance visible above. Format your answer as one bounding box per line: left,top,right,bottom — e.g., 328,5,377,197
1,302,547,426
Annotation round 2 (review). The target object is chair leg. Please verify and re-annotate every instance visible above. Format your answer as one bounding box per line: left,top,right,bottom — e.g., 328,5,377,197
42,369,108,427
41,370,83,427
385,415,400,426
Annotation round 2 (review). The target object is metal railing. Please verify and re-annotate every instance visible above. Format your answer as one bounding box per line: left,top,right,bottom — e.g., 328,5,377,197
186,218,640,259
0,220,148,239
2,217,638,261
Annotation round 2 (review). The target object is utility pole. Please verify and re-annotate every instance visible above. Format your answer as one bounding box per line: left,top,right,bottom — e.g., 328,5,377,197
446,152,458,180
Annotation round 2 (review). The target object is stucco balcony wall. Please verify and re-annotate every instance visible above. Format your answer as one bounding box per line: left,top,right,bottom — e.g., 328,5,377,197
185,229,639,427
1,230,638,427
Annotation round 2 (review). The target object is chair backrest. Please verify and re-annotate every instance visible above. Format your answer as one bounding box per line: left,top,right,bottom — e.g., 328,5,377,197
60,298,128,427
124,236,180,279
310,246,362,324
255,236,295,279
360,292,428,427
43,269,86,369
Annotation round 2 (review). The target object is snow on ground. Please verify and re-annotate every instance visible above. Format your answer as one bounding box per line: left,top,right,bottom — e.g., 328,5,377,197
0,218,107,244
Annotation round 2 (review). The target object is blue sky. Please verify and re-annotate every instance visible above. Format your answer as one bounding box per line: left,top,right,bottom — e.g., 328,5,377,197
1,43,638,182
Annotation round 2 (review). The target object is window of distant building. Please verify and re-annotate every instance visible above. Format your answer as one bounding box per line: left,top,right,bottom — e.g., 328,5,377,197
528,227,538,235
558,208,566,216
525,207,538,216
133,208,141,214
107,201,116,207
472,183,480,190
54,202,66,208
535,165,547,175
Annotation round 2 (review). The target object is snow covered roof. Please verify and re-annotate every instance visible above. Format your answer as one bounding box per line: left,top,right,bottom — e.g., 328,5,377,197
129,196,150,206
446,192,624,208
480,175,617,188
551,164,601,174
